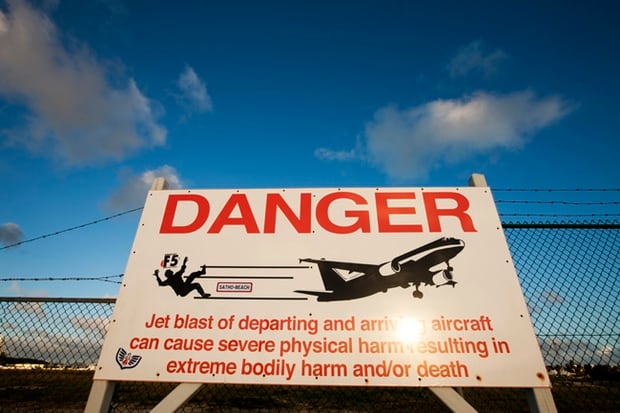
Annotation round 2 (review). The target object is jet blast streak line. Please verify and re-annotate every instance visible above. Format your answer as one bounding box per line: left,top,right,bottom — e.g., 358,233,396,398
196,297,308,300
194,265,310,269
196,276,294,279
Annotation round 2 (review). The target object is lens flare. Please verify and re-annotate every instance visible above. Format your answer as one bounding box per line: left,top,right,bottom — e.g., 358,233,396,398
395,318,425,342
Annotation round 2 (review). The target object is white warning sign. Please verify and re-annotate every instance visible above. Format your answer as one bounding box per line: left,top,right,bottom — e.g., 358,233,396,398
95,187,549,387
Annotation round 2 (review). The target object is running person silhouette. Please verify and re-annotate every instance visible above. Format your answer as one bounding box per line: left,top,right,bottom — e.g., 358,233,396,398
153,256,210,298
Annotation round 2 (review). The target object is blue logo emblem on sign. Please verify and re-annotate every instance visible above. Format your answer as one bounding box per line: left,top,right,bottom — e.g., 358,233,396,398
116,347,142,370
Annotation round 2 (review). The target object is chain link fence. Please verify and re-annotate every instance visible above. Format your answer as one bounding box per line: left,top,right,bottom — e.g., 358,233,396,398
1,224,618,412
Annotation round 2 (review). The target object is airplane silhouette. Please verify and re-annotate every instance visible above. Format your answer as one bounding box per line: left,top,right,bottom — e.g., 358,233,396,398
296,237,465,300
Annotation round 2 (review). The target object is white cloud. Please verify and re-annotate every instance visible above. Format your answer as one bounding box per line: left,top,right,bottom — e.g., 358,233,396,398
70,316,109,338
0,10,8,33
2,281,48,298
314,137,365,162
177,65,213,114
11,302,46,320
4,329,103,366
0,222,23,246
4,281,22,295
314,147,357,161
0,0,166,165
105,165,183,210
364,90,573,180
542,289,565,305
447,40,508,78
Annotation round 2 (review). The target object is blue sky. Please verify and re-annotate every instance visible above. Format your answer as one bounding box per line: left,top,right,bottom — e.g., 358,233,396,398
0,0,618,298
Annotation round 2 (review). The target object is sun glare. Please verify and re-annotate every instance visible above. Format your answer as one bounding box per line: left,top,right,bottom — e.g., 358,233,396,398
395,318,425,342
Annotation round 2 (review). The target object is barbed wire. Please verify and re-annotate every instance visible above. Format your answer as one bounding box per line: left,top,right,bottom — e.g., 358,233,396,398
500,213,620,217
1,220,618,283
1,188,618,252
0,207,143,251
492,188,620,192
0,275,123,284
496,200,619,205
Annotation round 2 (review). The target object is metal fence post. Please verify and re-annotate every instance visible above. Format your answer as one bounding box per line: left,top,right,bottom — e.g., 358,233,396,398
84,177,169,413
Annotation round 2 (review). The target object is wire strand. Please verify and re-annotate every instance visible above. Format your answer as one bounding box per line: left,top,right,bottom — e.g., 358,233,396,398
500,213,620,217
496,200,619,206
0,275,123,284
1,207,143,251
2,188,618,251
492,188,620,192
2,221,618,283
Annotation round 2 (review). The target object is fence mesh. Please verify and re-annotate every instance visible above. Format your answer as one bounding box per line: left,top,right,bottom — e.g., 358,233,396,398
1,224,619,412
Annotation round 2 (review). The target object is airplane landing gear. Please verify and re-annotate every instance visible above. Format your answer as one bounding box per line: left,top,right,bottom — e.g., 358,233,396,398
444,263,454,281
412,286,423,299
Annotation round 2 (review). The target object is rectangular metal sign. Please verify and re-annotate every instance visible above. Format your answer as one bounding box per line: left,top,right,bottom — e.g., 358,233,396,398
95,187,549,387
